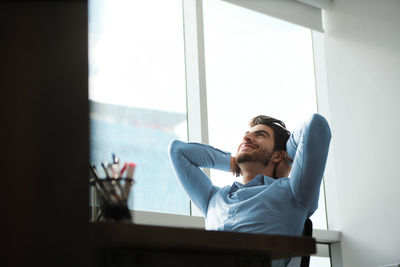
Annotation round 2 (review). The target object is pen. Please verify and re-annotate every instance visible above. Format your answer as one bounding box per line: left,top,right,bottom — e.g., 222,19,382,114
92,166,101,179
120,163,127,177
89,164,99,180
112,153,120,165
109,162,125,201
123,163,136,199
110,163,121,179
101,162,111,178
126,163,136,179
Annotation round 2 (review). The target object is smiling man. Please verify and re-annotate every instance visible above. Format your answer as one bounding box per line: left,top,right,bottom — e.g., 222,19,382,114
168,113,331,265
233,115,292,185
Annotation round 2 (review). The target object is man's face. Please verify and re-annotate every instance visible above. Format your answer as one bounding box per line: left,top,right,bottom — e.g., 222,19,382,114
236,124,275,165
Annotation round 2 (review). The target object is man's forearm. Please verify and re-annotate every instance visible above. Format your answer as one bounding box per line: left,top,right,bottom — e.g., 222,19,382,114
169,140,231,171
168,140,231,216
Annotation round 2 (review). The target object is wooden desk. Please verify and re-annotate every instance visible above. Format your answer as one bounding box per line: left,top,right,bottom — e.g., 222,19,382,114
90,222,315,267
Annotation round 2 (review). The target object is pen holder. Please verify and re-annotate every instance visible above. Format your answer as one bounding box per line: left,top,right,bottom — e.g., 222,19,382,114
90,178,133,222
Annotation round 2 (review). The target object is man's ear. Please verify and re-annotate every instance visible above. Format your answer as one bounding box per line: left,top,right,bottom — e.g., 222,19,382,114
271,151,284,163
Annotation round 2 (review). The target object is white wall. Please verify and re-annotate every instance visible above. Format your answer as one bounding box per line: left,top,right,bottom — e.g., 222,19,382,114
322,0,400,266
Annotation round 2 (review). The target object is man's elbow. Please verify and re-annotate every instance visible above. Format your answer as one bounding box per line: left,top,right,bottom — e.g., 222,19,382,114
168,139,185,157
310,113,332,140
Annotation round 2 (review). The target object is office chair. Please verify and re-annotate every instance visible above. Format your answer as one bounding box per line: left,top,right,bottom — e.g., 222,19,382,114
300,218,313,267
286,218,313,267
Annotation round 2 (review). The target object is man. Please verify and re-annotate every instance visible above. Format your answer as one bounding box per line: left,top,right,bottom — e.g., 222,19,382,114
168,113,331,265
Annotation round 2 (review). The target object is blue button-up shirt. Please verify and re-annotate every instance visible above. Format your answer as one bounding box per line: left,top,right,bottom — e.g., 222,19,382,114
169,114,331,237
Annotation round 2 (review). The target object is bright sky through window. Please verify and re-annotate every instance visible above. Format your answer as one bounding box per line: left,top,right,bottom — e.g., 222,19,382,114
89,0,186,114
89,0,189,215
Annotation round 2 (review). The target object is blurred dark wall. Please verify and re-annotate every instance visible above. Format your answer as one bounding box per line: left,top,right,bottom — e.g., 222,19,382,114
0,1,89,266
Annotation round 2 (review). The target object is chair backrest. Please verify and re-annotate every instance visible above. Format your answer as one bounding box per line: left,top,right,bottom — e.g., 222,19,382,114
300,218,313,267
286,218,314,267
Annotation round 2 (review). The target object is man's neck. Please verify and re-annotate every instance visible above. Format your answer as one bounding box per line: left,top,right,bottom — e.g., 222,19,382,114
239,162,274,184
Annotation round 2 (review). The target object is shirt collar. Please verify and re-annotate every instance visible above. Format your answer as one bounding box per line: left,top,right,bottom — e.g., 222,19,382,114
228,174,276,194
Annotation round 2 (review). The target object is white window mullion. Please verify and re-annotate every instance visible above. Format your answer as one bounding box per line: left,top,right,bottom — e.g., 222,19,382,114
312,30,343,267
182,0,209,145
182,0,209,217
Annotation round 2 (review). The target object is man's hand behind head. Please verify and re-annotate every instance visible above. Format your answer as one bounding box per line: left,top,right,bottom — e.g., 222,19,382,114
275,151,292,178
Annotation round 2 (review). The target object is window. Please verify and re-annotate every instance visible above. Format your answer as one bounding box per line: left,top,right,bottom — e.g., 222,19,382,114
89,0,190,215
202,0,328,231
201,2,330,265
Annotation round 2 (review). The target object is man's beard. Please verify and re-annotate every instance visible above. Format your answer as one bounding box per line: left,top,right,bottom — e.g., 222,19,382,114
236,149,273,166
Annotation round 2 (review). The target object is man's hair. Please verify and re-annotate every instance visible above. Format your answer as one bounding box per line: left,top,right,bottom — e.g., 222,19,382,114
249,115,291,151
233,115,290,177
